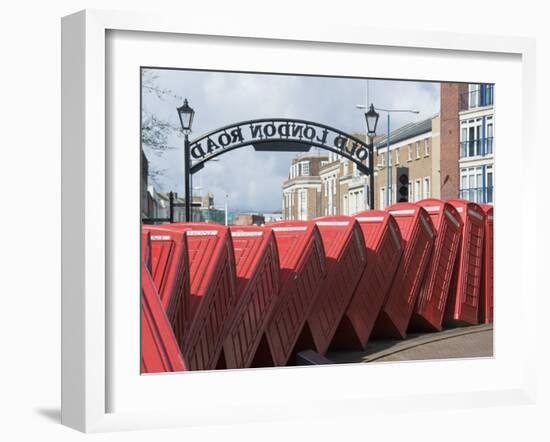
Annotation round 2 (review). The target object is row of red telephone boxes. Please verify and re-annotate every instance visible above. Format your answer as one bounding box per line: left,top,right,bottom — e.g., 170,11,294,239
141,199,494,374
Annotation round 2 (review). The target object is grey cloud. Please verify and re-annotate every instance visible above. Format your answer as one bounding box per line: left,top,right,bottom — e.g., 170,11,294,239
142,69,440,212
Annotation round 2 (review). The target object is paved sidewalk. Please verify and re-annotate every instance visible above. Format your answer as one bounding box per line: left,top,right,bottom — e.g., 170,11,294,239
327,323,493,364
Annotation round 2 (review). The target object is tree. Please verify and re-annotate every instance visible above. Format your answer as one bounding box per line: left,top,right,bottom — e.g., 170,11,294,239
141,70,182,186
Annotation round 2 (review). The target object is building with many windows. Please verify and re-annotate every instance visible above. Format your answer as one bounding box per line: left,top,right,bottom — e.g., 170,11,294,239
458,84,494,204
440,82,494,204
373,114,441,209
282,154,327,220
281,136,374,220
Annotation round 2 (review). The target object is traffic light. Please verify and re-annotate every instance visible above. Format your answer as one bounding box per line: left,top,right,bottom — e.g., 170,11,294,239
396,166,409,202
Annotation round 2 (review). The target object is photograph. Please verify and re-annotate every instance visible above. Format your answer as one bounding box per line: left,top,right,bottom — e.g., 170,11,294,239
139,67,495,373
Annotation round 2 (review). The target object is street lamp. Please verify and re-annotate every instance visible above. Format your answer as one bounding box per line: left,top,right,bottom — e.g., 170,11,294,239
177,98,195,133
176,98,195,221
364,104,380,140
356,103,379,210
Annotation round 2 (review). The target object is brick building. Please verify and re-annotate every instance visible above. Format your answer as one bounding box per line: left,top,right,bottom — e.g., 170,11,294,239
440,82,468,200
233,213,265,226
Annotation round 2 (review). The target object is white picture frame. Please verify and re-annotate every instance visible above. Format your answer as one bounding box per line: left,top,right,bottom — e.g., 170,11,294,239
61,9,537,433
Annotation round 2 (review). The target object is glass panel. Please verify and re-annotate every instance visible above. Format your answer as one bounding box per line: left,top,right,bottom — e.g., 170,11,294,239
469,127,475,156
487,124,494,154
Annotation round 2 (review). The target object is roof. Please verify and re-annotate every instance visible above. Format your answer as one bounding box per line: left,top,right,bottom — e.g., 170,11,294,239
374,117,433,149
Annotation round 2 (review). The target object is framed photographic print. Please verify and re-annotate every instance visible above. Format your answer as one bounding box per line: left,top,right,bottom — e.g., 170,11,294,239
61,9,537,433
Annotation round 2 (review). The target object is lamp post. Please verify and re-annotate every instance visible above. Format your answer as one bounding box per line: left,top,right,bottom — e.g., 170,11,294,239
176,98,195,222
356,104,380,210
374,107,419,208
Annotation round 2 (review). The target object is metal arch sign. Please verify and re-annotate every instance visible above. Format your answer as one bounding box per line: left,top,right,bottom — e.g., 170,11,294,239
188,118,372,174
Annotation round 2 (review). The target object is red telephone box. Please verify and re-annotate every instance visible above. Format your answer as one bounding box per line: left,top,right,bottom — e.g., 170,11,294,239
331,211,403,350
156,223,238,371
478,204,494,324
410,199,463,331
444,200,486,325
302,216,367,355
141,226,190,352
372,203,435,339
222,226,280,369
141,260,187,374
259,221,325,367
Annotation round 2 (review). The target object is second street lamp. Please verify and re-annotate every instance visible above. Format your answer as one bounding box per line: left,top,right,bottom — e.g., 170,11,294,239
365,104,380,139
357,103,380,210
177,98,195,221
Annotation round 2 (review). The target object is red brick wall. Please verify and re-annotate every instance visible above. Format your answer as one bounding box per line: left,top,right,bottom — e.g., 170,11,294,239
440,83,468,200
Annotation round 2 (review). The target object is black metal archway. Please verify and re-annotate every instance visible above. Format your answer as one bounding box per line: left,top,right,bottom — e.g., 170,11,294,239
183,118,375,220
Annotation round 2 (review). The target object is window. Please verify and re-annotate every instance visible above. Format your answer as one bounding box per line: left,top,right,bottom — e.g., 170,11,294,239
414,179,421,202
343,195,349,215
395,148,400,165
461,119,483,158
469,84,479,108
379,152,386,167
327,179,334,215
487,121,494,155
423,177,431,199
287,192,293,219
460,124,467,157
407,144,412,161
486,166,493,203
415,142,420,159
424,139,430,156
460,166,492,203
298,189,307,220
301,161,310,176
343,160,349,175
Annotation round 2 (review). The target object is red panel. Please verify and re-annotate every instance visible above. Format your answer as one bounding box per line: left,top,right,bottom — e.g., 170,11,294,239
410,199,463,331
155,223,237,371
372,203,435,339
331,211,403,350
222,226,280,369
261,221,326,366
142,231,151,272
304,216,367,355
478,204,494,323
142,226,189,353
444,200,486,325
141,262,187,374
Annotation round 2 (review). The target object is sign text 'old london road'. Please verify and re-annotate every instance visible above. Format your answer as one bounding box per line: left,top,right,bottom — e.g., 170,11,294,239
188,119,371,173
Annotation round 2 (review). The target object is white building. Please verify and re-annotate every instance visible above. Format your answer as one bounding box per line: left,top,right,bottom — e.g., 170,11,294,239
458,84,494,204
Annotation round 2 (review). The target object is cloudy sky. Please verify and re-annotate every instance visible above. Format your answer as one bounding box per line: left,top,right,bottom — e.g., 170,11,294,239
142,68,440,212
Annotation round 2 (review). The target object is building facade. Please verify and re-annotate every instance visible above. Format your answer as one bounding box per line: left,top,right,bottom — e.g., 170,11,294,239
439,82,495,204
281,138,374,220
234,213,265,226
458,84,495,204
440,82,468,200
373,114,441,209
282,154,327,220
